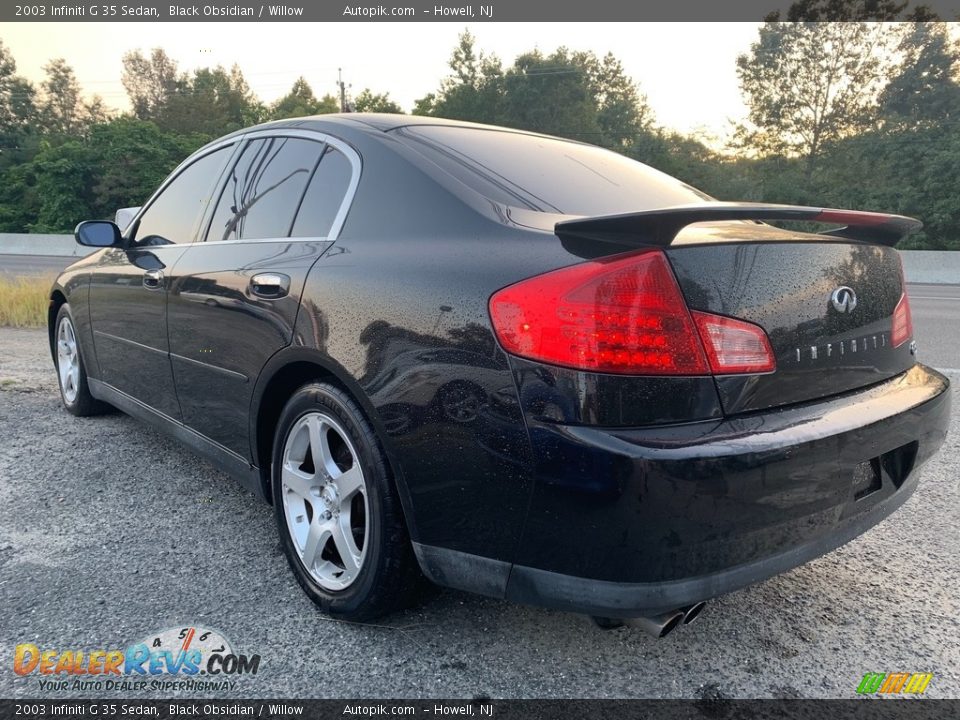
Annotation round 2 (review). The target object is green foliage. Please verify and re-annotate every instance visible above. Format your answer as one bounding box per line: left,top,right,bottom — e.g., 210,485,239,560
735,22,897,177
879,22,960,130
422,30,504,124
0,117,206,233
270,76,338,119
352,89,402,114
420,30,653,147
121,49,263,134
38,59,110,136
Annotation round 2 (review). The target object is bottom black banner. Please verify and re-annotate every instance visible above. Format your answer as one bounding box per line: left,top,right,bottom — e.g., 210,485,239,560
1,699,956,720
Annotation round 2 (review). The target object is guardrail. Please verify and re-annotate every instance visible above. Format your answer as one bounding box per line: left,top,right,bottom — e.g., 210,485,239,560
899,251,960,285
0,234,957,284
0,233,94,258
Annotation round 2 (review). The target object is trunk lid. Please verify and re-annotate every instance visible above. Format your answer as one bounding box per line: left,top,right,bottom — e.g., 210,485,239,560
541,202,918,415
665,222,912,414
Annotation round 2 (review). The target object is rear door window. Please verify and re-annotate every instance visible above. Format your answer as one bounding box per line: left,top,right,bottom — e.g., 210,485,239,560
206,137,325,242
291,146,354,238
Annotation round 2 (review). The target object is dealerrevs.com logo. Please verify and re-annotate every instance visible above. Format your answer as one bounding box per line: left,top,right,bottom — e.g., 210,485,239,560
13,626,261,692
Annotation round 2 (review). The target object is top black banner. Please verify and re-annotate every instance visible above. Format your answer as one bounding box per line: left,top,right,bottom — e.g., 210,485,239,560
3,0,960,22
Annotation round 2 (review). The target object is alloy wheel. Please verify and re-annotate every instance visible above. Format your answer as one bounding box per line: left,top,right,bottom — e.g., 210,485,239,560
280,411,369,591
57,315,81,404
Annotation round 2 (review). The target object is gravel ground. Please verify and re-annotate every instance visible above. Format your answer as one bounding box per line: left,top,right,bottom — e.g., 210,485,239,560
0,327,957,699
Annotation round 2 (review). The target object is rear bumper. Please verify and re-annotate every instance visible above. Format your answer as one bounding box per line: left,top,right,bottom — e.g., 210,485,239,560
416,364,950,617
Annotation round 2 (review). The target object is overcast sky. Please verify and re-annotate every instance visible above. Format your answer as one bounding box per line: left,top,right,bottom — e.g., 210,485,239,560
4,23,763,141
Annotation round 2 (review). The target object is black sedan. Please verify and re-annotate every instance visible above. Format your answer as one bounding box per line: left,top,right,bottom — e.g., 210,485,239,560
50,115,950,637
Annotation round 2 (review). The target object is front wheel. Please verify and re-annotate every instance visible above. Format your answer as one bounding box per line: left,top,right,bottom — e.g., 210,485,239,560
272,382,421,621
54,304,107,417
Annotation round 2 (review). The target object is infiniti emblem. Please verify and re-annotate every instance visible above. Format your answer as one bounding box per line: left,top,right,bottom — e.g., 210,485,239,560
830,286,858,313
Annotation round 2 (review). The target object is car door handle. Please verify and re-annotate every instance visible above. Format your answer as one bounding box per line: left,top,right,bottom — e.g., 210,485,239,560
250,273,290,299
143,269,164,289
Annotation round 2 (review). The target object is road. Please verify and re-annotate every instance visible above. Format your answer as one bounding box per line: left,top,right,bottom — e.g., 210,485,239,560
910,283,960,372
0,325,958,699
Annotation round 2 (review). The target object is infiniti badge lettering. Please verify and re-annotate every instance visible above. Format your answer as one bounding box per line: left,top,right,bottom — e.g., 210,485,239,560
831,286,858,313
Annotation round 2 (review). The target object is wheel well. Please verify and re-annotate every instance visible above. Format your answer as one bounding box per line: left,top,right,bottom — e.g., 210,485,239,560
48,290,67,359
253,358,417,545
254,361,342,501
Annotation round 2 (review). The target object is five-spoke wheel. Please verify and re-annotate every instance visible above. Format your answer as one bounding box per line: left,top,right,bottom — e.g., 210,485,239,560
280,411,368,590
272,382,421,621
56,313,81,405
54,304,106,416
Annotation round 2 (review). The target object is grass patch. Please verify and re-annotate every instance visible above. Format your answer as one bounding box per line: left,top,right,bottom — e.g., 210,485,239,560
0,275,53,328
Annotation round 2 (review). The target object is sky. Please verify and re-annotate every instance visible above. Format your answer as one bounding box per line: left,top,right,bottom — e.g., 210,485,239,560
2,22,763,142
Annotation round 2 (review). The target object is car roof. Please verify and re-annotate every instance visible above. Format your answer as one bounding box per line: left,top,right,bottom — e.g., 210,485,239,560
220,113,585,145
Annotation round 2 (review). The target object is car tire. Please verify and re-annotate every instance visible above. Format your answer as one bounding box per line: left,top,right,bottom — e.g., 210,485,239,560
54,303,108,417
272,382,421,621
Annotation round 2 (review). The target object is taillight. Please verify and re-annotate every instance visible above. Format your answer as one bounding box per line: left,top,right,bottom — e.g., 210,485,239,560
489,249,775,376
489,250,707,374
692,312,776,374
892,292,912,347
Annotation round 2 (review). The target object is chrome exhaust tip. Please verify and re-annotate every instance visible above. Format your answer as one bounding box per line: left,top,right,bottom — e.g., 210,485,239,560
624,610,685,638
681,601,707,625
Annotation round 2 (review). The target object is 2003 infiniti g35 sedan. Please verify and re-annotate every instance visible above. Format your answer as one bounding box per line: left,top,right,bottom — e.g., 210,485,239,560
51,115,949,637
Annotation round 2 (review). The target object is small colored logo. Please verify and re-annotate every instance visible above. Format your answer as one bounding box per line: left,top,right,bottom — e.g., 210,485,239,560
856,672,933,695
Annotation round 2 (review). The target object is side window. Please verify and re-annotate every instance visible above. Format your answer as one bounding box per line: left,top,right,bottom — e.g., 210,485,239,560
291,146,354,238
206,137,325,242
134,146,232,246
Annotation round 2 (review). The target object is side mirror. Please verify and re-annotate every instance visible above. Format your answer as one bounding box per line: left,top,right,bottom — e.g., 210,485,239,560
75,220,123,248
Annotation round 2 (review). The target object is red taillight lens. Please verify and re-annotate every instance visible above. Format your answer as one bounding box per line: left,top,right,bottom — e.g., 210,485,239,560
489,250,711,375
692,312,776,374
892,291,912,347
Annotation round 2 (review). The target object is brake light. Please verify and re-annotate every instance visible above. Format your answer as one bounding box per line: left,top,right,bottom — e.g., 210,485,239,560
892,292,912,347
489,250,709,375
692,312,776,374
490,249,776,376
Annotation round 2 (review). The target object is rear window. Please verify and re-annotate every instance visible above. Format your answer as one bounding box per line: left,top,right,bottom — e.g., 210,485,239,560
394,125,708,216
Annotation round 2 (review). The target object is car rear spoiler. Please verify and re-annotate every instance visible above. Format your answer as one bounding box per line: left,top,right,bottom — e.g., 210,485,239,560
554,202,922,247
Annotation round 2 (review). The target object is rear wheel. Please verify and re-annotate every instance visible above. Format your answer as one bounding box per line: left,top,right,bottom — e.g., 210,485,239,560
272,382,420,621
54,304,107,417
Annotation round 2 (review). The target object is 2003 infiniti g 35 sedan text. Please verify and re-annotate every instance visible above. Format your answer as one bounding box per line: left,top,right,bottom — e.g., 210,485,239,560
50,115,950,637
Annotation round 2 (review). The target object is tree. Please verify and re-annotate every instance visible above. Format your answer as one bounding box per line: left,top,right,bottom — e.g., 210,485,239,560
88,117,207,219
411,93,436,116
421,33,654,149
879,22,960,130
30,139,98,230
162,65,263,136
500,48,600,139
270,77,338,119
1,116,211,232
423,30,504,124
352,89,402,113
121,48,181,122
0,40,38,167
735,22,898,178
39,59,84,135
575,51,653,148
